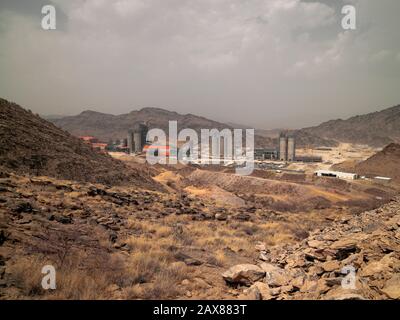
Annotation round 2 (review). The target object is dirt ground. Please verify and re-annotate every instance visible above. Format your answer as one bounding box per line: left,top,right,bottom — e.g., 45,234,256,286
287,143,377,174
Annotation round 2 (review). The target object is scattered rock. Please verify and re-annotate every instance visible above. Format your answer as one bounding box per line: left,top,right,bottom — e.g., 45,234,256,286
174,252,203,266
259,263,290,287
54,215,73,224
307,240,327,249
251,282,272,300
215,213,227,221
223,197,400,300
360,254,396,277
238,286,261,300
181,279,190,286
222,264,265,286
255,242,266,251
321,260,340,272
13,201,35,214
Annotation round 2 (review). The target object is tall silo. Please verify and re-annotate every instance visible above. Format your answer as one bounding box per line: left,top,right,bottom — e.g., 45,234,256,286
132,123,149,153
279,133,287,161
127,123,148,154
127,129,134,154
287,136,296,162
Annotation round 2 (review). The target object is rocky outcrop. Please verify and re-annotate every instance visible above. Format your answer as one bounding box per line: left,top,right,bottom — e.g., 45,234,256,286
223,197,400,300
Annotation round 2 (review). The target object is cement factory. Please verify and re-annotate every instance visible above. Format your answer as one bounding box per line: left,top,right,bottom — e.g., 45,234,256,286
122,127,301,163
79,127,392,183
254,133,322,163
107,128,323,164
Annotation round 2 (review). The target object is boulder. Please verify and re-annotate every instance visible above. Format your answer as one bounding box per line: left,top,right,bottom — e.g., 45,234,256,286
307,240,327,249
360,254,397,277
238,286,261,300
215,213,227,221
255,242,266,251
222,264,265,286
259,263,290,287
321,260,340,272
251,282,272,300
381,274,400,299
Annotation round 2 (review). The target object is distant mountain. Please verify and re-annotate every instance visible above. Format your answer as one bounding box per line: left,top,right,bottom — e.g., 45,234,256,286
50,107,280,147
51,107,234,141
50,107,339,148
41,114,67,120
295,105,400,147
0,98,160,189
355,143,400,182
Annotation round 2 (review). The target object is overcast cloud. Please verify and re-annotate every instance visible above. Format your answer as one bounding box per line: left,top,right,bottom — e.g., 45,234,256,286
0,0,399,128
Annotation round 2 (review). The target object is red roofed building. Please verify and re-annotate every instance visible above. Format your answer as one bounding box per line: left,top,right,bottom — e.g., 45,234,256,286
79,136,99,143
91,143,108,152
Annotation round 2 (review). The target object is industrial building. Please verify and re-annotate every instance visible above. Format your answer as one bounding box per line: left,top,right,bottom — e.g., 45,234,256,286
373,176,392,184
254,148,278,160
253,133,297,162
79,136,99,144
295,156,323,163
127,123,149,154
315,170,358,180
79,136,107,153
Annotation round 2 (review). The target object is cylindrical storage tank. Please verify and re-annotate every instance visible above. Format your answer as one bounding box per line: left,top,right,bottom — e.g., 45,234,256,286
133,132,142,153
287,136,296,162
279,135,287,161
127,130,134,154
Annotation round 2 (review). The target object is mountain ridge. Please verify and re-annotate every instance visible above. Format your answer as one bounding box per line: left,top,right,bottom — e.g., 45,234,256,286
49,103,400,148
295,104,400,147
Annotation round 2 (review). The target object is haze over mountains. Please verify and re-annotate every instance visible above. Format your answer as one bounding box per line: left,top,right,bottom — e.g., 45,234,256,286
49,103,400,148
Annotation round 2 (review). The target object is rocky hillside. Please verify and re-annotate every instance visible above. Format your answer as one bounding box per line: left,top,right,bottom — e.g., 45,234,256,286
1,168,398,300
355,143,400,182
223,197,400,300
295,104,400,147
0,98,159,188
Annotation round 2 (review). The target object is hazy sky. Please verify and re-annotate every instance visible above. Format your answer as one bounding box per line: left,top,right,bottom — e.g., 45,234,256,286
0,0,400,129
